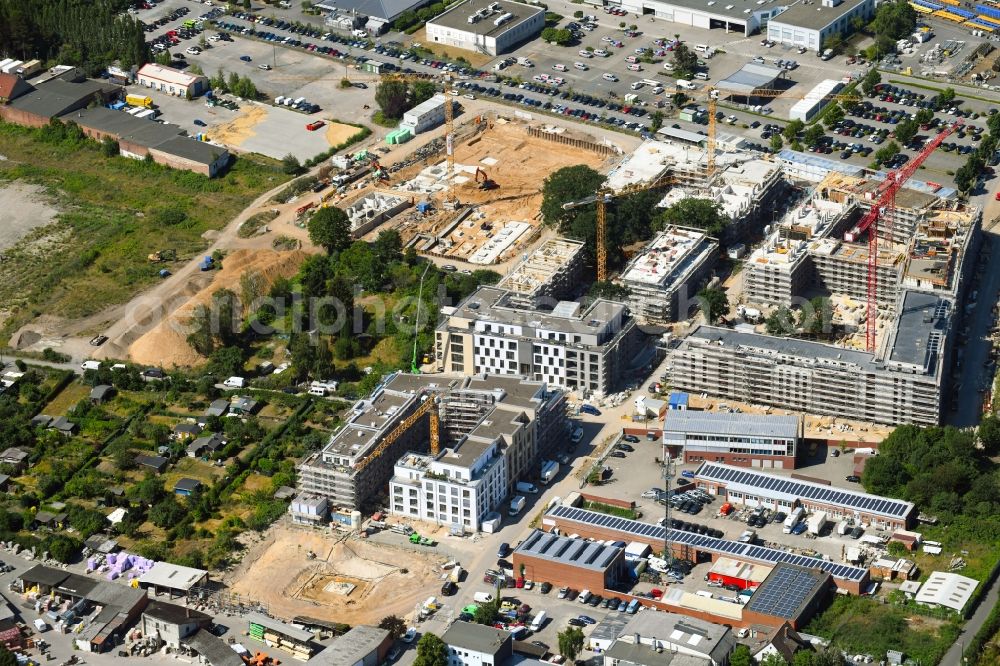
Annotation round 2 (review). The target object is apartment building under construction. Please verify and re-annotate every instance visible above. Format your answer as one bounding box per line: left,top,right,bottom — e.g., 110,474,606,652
496,237,586,309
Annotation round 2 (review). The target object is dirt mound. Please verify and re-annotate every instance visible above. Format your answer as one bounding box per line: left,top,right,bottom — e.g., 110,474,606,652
127,248,307,367
209,105,268,147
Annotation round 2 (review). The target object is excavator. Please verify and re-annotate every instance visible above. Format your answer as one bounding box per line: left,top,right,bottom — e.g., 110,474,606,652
474,167,498,191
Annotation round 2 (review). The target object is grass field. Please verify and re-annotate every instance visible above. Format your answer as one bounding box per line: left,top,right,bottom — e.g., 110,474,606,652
42,383,92,416
0,122,290,337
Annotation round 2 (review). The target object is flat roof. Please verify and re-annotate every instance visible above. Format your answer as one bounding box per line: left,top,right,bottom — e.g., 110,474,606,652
646,0,760,22
20,565,70,588
695,462,915,519
914,571,978,611
717,63,784,94
603,640,707,666
664,411,801,439
607,139,676,191
744,564,830,620
152,135,228,166
887,291,950,371
137,63,205,87
138,562,208,591
515,529,622,571
548,505,868,582
655,126,708,146
246,612,315,643
620,611,731,652
314,0,427,20
307,625,388,666
144,600,213,625
428,0,543,34
709,556,772,583
770,0,870,31
441,621,512,654
620,226,718,289
449,286,626,334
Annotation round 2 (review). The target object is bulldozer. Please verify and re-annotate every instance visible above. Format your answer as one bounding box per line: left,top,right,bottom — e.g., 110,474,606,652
474,167,498,191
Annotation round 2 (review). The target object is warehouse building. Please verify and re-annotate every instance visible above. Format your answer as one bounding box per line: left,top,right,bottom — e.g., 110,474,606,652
496,237,587,309
136,64,209,98
741,564,832,631
664,411,802,469
610,0,787,36
306,626,392,666
914,572,978,613
246,612,316,659
513,529,629,592
436,286,640,395
767,0,874,52
426,0,545,56
603,612,736,666
616,227,720,324
544,505,870,593
788,79,844,122
693,462,916,529
716,63,785,96
707,557,772,591
137,562,209,598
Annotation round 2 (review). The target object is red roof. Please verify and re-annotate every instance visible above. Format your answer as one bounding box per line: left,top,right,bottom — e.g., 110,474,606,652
0,73,22,99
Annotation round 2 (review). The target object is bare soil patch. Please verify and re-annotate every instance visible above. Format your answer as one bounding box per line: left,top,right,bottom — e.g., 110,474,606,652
0,182,59,252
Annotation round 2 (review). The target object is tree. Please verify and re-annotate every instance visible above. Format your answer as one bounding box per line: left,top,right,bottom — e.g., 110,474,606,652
870,0,917,40
894,119,918,145
770,133,784,153
100,136,119,157
978,415,1000,456
589,281,630,300
540,165,605,228
410,80,437,107
766,306,796,335
187,304,215,356
801,296,832,335
308,207,352,254
244,0,252,8
557,627,585,661
374,229,403,266
915,108,934,125
803,124,825,147
730,645,753,666
541,27,573,45
378,615,407,640
657,198,728,237
672,43,698,78
282,153,303,175
823,102,844,129
45,535,81,563
413,633,448,666
375,79,409,120
150,498,188,528
698,287,729,323
650,110,664,132
783,119,804,141
760,653,790,666
0,646,18,666
873,140,900,166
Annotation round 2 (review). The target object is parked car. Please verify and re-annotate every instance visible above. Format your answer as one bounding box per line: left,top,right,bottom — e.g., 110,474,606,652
580,404,601,416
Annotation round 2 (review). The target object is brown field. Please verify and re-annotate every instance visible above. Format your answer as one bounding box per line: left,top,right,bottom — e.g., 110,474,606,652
227,523,447,625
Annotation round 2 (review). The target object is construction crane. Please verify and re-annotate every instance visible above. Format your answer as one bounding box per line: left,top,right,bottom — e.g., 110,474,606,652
840,119,962,352
354,395,441,472
562,172,677,282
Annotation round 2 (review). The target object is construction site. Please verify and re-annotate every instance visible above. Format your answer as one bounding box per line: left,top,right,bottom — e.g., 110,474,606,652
344,119,617,264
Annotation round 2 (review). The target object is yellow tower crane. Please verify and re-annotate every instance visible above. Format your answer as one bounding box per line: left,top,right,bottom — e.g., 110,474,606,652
353,395,441,473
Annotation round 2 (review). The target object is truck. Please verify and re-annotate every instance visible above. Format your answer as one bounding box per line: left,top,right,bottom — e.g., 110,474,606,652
516,481,538,494
837,518,854,536
449,566,464,584
200,255,215,271
473,591,495,604
676,79,695,90
15,59,42,77
807,511,828,535
540,461,559,485
509,495,526,516
126,93,153,108
33,619,48,632
1,60,23,75
783,507,804,534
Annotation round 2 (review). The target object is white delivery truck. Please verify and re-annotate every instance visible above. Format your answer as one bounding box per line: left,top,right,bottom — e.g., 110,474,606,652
540,460,560,484
509,495,526,516
34,619,48,632
783,507,804,533
676,79,696,90
807,511,828,536
474,592,495,604
530,611,547,632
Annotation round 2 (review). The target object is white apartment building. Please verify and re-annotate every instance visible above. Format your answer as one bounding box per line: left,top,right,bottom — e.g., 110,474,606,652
436,286,638,395
389,436,507,532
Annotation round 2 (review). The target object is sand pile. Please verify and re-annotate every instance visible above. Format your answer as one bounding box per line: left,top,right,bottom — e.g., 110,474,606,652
128,248,307,367
209,105,268,147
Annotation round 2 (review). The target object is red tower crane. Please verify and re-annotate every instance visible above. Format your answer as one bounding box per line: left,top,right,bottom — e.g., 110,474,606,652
842,120,963,353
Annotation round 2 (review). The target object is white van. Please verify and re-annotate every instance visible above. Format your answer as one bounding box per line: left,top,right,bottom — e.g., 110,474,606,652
530,611,548,632
625,55,639,63
630,81,644,90
552,63,567,71
81,361,101,371
694,72,709,80
594,49,609,57
352,28,369,38
694,44,709,52
626,64,642,71
695,591,714,599
474,592,495,604
602,73,618,82
223,376,246,388
578,589,592,604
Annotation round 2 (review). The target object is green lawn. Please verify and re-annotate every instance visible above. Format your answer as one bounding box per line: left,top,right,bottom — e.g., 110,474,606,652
0,122,290,337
